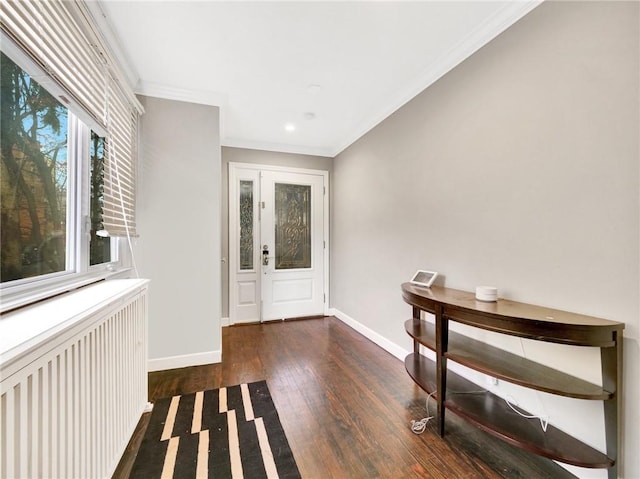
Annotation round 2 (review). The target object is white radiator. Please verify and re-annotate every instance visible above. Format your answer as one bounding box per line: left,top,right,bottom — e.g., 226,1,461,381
0,279,150,479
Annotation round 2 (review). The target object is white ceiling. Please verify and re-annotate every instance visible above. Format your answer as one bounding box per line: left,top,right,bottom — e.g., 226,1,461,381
90,1,540,157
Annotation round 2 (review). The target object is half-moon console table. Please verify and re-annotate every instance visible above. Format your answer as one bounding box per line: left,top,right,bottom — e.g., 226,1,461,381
401,282,624,479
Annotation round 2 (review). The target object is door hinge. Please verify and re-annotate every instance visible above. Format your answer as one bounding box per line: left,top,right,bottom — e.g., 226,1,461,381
323,293,326,303
258,201,265,221
323,186,326,195
323,240,326,249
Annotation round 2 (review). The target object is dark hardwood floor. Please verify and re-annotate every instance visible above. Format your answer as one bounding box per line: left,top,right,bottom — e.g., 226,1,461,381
113,317,576,478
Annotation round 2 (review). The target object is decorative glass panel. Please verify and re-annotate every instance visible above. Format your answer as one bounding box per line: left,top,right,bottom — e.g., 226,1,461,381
239,180,254,270
275,183,311,269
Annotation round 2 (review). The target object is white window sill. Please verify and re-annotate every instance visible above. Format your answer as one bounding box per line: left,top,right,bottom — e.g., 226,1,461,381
0,268,133,314
0,278,149,379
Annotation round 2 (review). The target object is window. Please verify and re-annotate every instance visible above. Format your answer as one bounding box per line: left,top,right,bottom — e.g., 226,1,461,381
89,131,111,266
0,49,118,309
0,0,142,312
1,52,71,282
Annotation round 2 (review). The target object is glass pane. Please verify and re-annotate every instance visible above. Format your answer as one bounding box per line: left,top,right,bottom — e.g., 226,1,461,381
275,183,311,270
239,180,253,270
90,131,111,265
1,52,69,282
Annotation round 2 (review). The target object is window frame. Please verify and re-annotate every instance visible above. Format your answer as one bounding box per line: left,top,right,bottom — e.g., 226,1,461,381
0,37,128,314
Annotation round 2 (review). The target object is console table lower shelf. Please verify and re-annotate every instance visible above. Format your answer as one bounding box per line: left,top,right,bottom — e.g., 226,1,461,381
405,352,614,469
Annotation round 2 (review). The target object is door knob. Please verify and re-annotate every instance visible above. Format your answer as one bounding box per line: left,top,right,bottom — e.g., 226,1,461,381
262,245,269,265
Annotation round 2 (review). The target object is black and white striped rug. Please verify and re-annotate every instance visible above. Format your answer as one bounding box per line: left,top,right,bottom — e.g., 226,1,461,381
130,381,301,479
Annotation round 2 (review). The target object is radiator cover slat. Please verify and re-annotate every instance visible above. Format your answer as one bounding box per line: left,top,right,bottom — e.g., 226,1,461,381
1,279,149,479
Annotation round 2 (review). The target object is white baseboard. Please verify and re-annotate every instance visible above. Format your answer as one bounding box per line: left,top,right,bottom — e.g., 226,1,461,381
331,308,409,361
148,349,222,372
221,317,230,327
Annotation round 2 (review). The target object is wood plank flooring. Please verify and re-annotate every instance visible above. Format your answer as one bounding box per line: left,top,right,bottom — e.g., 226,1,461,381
113,317,576,478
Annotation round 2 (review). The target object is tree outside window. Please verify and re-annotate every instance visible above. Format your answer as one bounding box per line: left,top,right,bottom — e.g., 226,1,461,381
1,52,69,282
1,51,113,285
90,131,111,266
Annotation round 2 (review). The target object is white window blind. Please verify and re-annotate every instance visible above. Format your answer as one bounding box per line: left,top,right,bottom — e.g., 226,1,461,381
0,0,143,236
104,79,138,236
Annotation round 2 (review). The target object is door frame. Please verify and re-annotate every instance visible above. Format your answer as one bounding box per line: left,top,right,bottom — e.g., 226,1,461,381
228,162,330,324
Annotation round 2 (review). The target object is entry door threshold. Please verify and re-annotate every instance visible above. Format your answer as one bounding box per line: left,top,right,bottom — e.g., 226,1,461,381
262,315,328,323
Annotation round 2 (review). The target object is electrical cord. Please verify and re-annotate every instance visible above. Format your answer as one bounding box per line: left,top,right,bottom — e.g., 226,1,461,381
514,337,549,431
504,395,549,432
410,387,549,434
410,391,436,434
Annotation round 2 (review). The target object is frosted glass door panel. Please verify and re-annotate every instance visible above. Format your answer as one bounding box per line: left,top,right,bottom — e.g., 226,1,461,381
274,183,311,270
229,167,260,324
260,171,325,321
239,180,254,270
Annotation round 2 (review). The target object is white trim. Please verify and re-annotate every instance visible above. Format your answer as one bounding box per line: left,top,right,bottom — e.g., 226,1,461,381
87,1,539,158
329,308,554,433
331,1,542,157
148,350,222,372
230,162,330,176
135,82,230,155
330,309,577,479
0,263,131,315
221,317,230,327
229,162,330,323
1,279,150,376
230,318,263,326
322,171,330,317
228,167,261,325
223,137,333,159
0,36,129,313
128,86,334,158
331,308,409,361
136,81,228,107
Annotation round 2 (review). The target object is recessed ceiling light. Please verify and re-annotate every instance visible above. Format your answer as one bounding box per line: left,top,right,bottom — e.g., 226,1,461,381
307,84,321,94
303,112,316,120
284,123,296,132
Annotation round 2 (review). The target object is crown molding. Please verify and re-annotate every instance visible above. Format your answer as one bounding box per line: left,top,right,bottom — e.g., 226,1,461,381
134,83,333,157
331,0,543,157
135,81,228,108
135,82,229,141
90,0,541,159
222,137,333,158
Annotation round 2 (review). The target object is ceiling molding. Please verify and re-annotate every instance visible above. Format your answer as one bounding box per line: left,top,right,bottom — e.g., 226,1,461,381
135,82,229,142
96,1,542,158
331,0,543,157
222,137,333,158
135,81,229,108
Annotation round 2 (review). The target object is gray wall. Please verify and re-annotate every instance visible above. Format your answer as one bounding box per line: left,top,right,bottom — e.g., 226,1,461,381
331,2,639,478
136,96,222,366
221,146,332,318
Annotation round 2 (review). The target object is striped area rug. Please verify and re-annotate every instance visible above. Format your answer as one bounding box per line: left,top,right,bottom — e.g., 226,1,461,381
130,381,301,479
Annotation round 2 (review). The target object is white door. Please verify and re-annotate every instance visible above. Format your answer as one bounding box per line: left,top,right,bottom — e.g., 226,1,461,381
229,164,328,324
229,168,261,323
260,170,325,320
